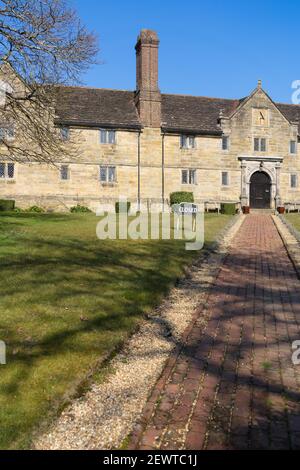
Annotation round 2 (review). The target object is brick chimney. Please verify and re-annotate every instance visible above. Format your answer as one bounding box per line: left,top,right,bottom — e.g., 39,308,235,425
135,29,161,128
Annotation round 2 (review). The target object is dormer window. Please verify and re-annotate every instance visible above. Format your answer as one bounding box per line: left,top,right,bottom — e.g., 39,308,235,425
180,135,195,149
100,129,116,144
254,137,266,152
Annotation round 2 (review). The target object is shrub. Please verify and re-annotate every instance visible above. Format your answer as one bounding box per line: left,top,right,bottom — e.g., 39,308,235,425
70,204,92,213
115,202,131,213
170,192,194,206
26,206,45,213
220,203,237,215
0,199,15,211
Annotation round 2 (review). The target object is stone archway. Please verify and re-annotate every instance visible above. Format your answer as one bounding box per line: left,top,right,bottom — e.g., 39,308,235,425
239,157,283,209
250,171,271,208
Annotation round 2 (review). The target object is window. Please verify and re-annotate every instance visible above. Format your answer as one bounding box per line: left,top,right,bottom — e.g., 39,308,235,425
60,164,69,180
180,135,195,149
100,166,116,183
0,125,14,141
222,136,229,150
254,137,266,152
0,163,5,178
290,140,297,154
0,162,14,179
60,127,70,141
291,174,298,188
222,171,229,186
100,129,116,144
181,169,196,185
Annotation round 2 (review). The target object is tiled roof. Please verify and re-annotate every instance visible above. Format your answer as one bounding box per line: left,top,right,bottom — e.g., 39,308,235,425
55,86,300,134
161,94,243,134
55,86,141,129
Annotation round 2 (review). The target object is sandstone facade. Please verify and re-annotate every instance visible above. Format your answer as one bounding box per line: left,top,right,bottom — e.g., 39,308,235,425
1,30,300,211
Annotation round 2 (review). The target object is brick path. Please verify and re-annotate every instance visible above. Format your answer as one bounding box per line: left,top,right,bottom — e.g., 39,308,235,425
129,215,300,450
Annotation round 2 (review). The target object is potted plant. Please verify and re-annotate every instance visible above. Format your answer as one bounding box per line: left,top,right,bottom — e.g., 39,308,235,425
242,206,250,214
277,206,285,214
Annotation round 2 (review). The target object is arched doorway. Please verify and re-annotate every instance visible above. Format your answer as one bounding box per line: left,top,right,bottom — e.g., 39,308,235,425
250,171,271,208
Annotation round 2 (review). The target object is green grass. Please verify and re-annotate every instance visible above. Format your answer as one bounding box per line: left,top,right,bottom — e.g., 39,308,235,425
0,211,231,449
285,213,300,232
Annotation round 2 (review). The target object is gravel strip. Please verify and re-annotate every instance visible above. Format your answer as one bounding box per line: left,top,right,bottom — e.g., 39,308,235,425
34,214,245,450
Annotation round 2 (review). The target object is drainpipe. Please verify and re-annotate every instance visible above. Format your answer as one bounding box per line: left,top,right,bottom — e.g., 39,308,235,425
162,132,165,211
137,131,141,211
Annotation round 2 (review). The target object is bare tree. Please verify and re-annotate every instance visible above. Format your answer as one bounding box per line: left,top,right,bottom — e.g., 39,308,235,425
0,0,98,163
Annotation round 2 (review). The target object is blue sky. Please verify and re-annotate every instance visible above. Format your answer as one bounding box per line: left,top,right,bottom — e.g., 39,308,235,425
74,0,299,103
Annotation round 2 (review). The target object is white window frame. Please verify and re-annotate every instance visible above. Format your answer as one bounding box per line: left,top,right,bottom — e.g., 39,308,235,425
100,165,117,183
290,140,297,155
290,173,298,189
181,169,197,185
221,171,229,186
100,129,116,145
254,137,267,152
222,135,230,151
0,162,15,179
180,135,196,149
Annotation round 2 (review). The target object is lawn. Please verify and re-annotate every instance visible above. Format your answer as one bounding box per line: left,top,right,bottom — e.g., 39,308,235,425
0,211,231,449
285,213,300,232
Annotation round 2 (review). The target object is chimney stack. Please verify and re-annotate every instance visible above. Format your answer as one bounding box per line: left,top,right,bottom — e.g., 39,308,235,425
135,29,161,128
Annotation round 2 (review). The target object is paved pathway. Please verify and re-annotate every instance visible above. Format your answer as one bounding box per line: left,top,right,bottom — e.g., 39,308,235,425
129,215,300,450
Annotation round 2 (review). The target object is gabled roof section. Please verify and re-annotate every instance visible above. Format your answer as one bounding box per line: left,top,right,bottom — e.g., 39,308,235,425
228,82,300,131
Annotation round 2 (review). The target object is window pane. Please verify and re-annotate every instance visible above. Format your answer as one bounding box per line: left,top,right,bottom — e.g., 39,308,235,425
181,135,187,148
189,170,196,184
108,131,115,144
100,166,107,181
290,140,296,154
61,127,69,141
222,172,228,186
0,163,5,178
108,166,116,182
222,136,228,150
254,138,259,151
181,170,188,184
291,174,297,188
260,138,266,152
189,136,195,148
60,165,68,180
7,127,14,139
100,130,107,144
7,163,14,178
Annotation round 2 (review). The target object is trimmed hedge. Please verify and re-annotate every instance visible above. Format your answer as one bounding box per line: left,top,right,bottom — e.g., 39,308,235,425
0,199,15,211
115,202,131,213
26,206,45,213
70,205,92,213
170,192,194,206
220,203,236,215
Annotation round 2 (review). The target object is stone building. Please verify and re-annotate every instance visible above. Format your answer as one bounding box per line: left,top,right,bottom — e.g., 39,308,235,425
1,29,300,212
